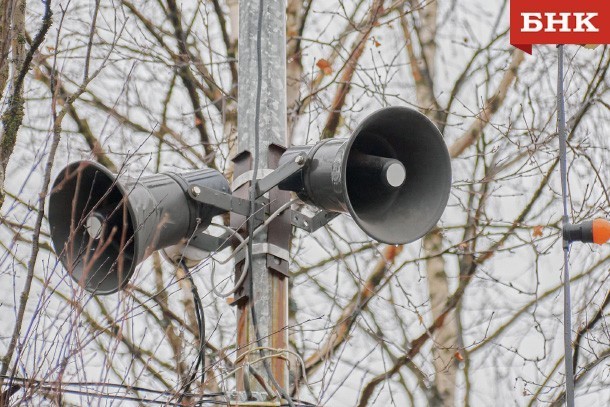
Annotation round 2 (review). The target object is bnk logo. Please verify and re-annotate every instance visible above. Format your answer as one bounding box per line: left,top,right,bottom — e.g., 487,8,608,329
521,13,599,33
510,1,609,54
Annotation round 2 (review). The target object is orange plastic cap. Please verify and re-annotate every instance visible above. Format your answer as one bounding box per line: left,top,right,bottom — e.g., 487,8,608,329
592,219,610,245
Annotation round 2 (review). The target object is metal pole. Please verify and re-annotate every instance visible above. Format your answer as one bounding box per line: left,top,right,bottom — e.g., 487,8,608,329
557,44,575,407
231,0,291,399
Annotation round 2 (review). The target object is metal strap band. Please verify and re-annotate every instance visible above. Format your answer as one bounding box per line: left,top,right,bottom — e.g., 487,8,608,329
232,169,274,192
234,243,290,263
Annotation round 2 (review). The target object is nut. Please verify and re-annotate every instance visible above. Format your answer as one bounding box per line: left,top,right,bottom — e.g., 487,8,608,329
191,185,202,197
295,155,305,165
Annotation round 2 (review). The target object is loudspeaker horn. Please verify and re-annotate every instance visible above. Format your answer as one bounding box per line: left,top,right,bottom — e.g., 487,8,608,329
48,161,229,294
278,106,452,244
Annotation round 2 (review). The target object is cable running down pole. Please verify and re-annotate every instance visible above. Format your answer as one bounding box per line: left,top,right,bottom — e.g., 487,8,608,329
557,44,575,407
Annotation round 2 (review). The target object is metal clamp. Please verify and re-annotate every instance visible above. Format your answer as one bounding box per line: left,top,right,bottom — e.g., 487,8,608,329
234,243,290,264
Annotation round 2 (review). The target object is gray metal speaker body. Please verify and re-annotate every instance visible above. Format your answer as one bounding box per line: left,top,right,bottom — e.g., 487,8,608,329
278,106,452,244
48,161,229,294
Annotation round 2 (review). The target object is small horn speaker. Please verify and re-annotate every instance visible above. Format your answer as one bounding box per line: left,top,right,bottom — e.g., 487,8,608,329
48,161,229,294
278,106,452,244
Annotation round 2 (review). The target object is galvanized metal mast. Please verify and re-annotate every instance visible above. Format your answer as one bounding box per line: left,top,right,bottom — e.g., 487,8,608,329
231,0,291,397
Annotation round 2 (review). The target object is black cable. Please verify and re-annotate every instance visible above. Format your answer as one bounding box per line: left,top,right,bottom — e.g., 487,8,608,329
178,261,206,402
0,376,317,406
557,45,575,407
0,375,222,399
246,0,296,406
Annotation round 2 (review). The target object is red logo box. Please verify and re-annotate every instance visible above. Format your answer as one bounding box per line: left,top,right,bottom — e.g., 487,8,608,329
510,0,610,53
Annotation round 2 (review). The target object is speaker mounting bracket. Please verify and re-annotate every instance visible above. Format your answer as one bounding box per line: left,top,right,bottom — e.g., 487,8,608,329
231,152,306,198
291,210,339,233
187,230,235,253
253,152,306,198
188,185,265,220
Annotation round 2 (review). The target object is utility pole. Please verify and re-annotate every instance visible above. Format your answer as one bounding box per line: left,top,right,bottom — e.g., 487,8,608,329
231,0,291,398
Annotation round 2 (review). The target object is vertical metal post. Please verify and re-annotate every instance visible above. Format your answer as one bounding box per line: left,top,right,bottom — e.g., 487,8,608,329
231,0,290,398
557,45,575,407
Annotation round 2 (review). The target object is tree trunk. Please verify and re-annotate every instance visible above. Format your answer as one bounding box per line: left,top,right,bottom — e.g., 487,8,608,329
425,230,458,405
408,2,460,405
0,0,25,208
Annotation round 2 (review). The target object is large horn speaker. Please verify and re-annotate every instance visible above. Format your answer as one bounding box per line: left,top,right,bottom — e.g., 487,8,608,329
278,106,452,244
48,161,229,294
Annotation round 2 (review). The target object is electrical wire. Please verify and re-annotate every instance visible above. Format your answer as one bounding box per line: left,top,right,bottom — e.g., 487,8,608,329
0,376,223,406
0,376,223,398
0,376,317,406
247,0,296,405
178,261,207,403
557,44,575,407
209,200,295,298
218,199,297,264
209,224,250,297
19,388,212,406
232,347,312,394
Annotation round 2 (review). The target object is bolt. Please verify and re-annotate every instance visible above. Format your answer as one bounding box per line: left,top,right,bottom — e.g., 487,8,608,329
191,185,201,197
295,154,305,165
